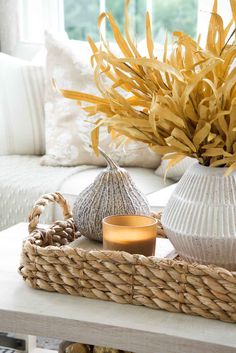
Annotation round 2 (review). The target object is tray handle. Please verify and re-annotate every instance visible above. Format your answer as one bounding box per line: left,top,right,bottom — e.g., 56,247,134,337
152,212,167,238
26,193,78,247
28,192,72,233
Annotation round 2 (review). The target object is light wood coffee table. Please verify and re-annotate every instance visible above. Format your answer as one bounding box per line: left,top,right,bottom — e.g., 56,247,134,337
0,223,235,353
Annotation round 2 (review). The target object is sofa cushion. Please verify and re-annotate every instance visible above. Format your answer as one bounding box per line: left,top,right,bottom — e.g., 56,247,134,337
0,53,45,155
41,32,161,168
0,155,93,230
0,155,173,230
60,166,173,213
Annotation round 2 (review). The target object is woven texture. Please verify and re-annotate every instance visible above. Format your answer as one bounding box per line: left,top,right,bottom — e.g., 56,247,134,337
59,340,133,353
19,193,236,323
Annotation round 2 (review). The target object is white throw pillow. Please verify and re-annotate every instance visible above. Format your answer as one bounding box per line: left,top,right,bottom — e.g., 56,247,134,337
41,32,161,168
0,53,45,155
155,157,197,181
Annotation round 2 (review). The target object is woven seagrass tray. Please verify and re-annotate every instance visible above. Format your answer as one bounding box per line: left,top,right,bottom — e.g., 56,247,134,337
19,192,236,323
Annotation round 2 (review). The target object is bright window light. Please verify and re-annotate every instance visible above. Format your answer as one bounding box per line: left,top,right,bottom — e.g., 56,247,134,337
18,0,234,48
63,0,198,44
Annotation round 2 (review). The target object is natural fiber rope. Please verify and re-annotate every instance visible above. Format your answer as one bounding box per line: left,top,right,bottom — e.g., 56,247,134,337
28,192,72,232
19,192,236,323
27,192,79,247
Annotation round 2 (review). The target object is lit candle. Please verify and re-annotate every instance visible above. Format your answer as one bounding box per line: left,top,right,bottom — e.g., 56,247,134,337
102,215,157,256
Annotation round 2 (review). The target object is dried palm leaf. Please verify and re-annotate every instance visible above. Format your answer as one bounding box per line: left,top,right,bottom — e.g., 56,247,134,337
61,0,236,174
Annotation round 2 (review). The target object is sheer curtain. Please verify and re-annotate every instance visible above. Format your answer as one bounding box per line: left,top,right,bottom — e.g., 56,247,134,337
0,0,19,54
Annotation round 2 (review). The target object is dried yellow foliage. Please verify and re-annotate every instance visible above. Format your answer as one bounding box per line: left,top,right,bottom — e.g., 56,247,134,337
61,0,236,174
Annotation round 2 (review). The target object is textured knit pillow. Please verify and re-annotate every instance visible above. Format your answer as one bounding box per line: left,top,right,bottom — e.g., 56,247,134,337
41,32,161,168
0,53,45,155
155,157,197,181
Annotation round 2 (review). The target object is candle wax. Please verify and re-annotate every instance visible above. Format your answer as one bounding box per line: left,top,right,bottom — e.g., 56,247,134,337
103,215,157,257
103,237,156,256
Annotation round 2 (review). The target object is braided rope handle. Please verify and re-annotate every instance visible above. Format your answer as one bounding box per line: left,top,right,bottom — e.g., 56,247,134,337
28,192,72,234
151,211,167,238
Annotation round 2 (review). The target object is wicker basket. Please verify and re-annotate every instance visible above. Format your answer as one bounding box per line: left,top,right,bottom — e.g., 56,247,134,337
19,193,236,323
58,340,133,353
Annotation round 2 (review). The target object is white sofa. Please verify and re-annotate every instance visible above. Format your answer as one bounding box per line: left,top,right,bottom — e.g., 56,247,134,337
0,52,175,231
0,156,174,231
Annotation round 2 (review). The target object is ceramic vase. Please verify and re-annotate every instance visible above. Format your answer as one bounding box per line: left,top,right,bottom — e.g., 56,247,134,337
162,163,236,270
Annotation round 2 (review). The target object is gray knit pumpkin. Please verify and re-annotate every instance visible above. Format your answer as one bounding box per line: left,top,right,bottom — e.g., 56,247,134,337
73,147,151,242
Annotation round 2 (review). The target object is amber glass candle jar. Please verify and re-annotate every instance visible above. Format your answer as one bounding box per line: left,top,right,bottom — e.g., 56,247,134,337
103,215,157,256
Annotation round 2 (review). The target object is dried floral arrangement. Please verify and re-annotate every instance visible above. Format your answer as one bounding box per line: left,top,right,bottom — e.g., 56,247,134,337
61,0,236,175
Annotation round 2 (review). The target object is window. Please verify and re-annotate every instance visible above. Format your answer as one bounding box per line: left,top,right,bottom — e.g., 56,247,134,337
63,0,199,44
18,0,64,43
64,0,100,41
17,0,233,52
152,0,198,42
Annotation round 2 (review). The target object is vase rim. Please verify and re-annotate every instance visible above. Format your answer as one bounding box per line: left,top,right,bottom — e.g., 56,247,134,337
195,162,227,170
188,161,235,176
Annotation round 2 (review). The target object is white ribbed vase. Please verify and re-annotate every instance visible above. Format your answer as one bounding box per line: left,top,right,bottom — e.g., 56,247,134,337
162,163,236,270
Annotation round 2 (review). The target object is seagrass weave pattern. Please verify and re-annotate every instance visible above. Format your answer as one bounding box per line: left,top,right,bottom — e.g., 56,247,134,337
19,193,236,323
27,192,79,246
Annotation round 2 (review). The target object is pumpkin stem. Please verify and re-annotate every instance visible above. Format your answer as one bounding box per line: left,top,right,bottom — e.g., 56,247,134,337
97,146,120,170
